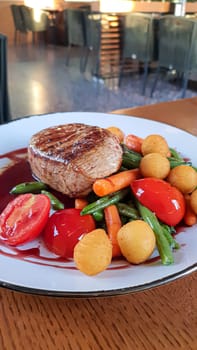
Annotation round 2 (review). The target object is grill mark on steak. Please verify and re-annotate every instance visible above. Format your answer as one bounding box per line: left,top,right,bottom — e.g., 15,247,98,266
31,124,105,164
28,123,123,197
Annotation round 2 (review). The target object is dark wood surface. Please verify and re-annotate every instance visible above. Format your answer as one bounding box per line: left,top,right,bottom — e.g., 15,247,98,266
0,97,197,350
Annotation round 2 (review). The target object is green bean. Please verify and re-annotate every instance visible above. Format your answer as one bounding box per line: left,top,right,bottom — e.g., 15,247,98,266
81,189,129,216
122,154,141,169
41,190,64,210
137,201,174,265
168,157,192,169
122,145,142,169
10,181,48,194
92,210,104,222
160,223,180,250
120,215,129,225
169,147,183,160
116,203,139,220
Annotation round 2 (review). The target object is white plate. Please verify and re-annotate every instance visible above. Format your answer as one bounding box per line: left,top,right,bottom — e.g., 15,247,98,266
0,112,196,297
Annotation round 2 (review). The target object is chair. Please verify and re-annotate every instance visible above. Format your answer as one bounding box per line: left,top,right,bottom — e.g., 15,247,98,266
20,5,48,45
82,12,102,75
0,34,11,124
64,8,88,71
10,4,27,44
151,16,197,98
119,13,155,95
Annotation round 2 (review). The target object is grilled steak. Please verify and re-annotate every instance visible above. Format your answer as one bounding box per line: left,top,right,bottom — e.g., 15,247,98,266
28,123,123,197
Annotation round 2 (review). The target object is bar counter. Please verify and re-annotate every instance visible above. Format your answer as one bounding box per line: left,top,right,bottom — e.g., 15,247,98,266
0,97,196,350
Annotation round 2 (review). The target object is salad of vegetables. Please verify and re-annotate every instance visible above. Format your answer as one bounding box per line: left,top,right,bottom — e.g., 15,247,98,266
0,128,197,276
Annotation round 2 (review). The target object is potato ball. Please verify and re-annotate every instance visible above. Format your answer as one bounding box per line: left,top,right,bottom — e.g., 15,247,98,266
167,165,197,194
140,153,170,179
73,229,112,276
141,134,170,157
190,189,197,215
117,220,156,264
107,126,124,143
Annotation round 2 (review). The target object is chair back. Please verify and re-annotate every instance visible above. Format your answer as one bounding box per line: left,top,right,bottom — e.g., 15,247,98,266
10,4,26,32
189,20,197,71
66,9,87,47
20,6,48,32
157,16,196,72
0,34,11,124
122,13,155,62
84,12,102,51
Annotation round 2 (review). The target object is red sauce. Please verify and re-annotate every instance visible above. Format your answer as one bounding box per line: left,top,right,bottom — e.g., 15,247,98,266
0,148,79,269
0,148,185,271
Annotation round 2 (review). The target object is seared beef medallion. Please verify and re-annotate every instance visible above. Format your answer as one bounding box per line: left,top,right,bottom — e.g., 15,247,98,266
28,123,123,197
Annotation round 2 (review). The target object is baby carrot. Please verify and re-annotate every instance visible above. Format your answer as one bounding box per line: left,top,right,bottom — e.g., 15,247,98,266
124,134,143,153
93,168,140,197
75,198,88,210
104,204,122,257
183,195,197,226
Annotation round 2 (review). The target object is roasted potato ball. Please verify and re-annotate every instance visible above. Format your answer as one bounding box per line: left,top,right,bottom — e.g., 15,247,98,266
73,229,112,276
117,220,156,264
107,126,124,143
167,165,197,194
190,189,197,215
140,152,170,179
141,134,170,157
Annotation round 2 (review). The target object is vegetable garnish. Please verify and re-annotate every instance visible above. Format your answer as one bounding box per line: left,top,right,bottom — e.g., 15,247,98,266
0,193,51,246
43,208,96,258
131,178,186,227
0,130,196,276
10,181,48,194
104,204,122,257
93,168,140,197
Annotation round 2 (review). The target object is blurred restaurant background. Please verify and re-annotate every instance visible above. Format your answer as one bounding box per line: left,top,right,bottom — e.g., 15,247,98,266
0,0,197,121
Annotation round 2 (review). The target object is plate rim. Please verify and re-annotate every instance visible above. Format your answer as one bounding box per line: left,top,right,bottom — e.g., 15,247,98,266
0,264,196,297
0,111,196,297
4,111,197,139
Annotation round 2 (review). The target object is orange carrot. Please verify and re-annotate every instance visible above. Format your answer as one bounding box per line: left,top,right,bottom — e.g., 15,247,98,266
75,198,88,210
93,168,140,197
104,205,122,257
124,134,143,153
183,195,197,226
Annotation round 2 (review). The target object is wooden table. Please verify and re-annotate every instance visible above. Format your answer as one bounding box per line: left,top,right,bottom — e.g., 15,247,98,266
0,98,197,350
113,96,197,136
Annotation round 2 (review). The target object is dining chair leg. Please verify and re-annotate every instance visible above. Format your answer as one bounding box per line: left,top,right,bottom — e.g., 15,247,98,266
81,48,90,73
93,54,100,78
118,58,125,87
150,66,160,97
181,72,189,98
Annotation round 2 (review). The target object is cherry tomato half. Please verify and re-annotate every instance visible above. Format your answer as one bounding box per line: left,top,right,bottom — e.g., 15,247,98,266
0,193,51,246
43,208,96,258
131,178,185,226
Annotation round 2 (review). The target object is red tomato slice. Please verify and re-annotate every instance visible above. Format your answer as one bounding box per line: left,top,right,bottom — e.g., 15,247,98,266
43,208,96,258
131,178,185,226
0,193,51,246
